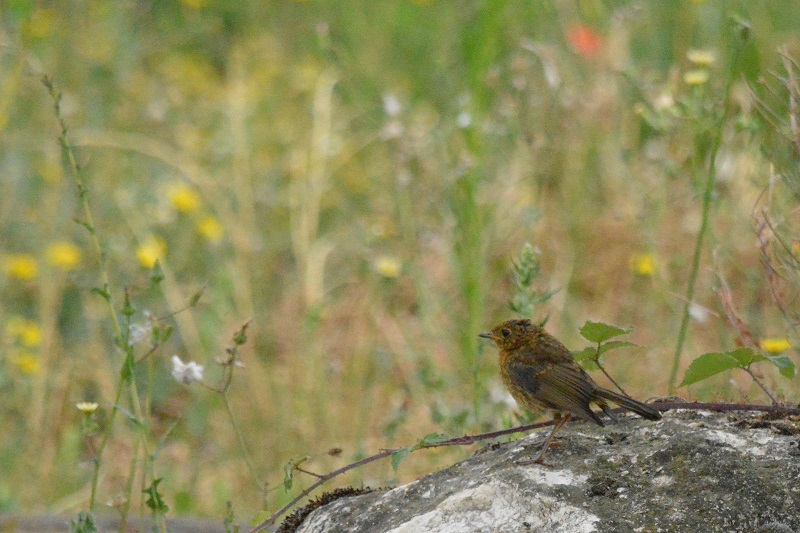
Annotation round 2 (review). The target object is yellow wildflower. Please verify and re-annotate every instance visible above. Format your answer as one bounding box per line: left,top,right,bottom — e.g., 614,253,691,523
136,237,167,268
47,242,81,271
12,352,41,375
5,317,42,347
76,402,99,414
759,338,791,354
167,183,201,214
22,8,55,41
197,216,223,243
686,50,716,67
3,254,38,280
629,254,655,277
683,69,710,86
373,255,402,279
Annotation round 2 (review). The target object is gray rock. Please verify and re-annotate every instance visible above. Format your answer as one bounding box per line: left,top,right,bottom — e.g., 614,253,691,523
294,410,800,532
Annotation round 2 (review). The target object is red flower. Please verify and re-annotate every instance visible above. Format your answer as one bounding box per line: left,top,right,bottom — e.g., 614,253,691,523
566,24,604,59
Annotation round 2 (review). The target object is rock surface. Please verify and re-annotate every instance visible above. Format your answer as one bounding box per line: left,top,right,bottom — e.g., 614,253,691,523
294,410,800,532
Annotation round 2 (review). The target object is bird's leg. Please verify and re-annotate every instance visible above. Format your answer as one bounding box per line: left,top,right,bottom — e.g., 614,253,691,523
520,413,572,466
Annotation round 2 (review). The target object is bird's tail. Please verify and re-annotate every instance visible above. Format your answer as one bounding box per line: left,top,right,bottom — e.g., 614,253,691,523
594,388,662,421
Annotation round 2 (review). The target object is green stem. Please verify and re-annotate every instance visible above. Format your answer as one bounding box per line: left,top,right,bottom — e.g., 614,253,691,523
89,373,125,508
119,432,141,532
669,169,715,392
43,76,148,511
668,33,746,392
223,393,264,493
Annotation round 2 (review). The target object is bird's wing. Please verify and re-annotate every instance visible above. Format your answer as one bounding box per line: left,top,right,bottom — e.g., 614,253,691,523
506,358,604,425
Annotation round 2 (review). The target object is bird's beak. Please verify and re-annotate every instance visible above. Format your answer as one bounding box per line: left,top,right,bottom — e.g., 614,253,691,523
478,332,491,339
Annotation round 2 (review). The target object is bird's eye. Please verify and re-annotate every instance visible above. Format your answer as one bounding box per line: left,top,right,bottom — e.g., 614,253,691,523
501,329,511,338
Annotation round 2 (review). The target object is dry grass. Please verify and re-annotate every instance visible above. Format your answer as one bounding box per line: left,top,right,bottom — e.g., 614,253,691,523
0,0,799,524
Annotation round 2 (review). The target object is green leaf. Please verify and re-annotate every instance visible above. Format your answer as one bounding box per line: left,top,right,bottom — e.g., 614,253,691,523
120,351,135,384
73,218,95,234
223,500,237,533
143,478,169,513
282,464,294,491
679,351,749,387
282,456,309,492
579,321,632,343
189,288,204,307
151,420,179,461
390,446,412,473
150,260,165,284
727,347,763,366
121,291,136,317
417,433,448,447
160,325,174,343
112,404,145,429
572,347,599,370
91,287,111,302
572,347,596,363
597,340,639,356
70,511,97,533
767,355,796,379
574,341,637,363
232,322,249,346
151,324,173,345
282,462,295,491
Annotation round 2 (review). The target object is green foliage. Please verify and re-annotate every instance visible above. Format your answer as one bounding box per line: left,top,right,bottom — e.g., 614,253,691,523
151,323,174,346
2,0,800,523
417,432,449,447
390,433,449,473
70,512,97,533
150,260,165,284
390,446,412,473
282,456,309,492
143,478,169,514
680,348,796,387
510,244,556,318
573,321,638,371
579,322,633,344
224,500,240,533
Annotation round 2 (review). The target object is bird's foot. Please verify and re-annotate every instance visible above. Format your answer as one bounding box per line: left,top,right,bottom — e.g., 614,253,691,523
515,456,551,467
515,440,561,466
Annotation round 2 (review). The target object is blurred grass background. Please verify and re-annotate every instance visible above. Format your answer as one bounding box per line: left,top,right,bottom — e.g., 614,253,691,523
1,0,799,524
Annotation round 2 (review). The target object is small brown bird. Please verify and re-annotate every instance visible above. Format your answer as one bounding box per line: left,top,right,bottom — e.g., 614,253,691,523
480,318,661,464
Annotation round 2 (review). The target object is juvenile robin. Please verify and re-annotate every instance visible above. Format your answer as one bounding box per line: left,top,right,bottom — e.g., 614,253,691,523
480,318,661,464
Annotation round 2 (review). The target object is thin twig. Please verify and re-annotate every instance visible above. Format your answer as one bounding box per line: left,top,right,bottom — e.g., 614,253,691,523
741,368,779,405
593,343,627,396
249,401,800,532
249,419,553,532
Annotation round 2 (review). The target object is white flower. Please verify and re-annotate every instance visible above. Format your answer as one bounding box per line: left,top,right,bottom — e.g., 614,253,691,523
456,111,472,129
382,94,401,117
128,323,152,346
171,355,204,385
128,311,154,346
688,302,710,323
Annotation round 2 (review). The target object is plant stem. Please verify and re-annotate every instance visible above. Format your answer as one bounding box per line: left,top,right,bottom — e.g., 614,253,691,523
668,35,745,392
42,75,148,512
223,393,265,493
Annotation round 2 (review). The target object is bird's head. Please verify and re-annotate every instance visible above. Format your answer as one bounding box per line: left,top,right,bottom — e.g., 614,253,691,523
479,319,539,350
